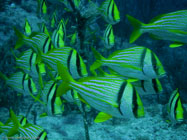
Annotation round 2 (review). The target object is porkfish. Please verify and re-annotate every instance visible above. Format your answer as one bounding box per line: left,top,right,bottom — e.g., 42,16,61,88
127,10,187,48
56,63,145,122
90,46,165,80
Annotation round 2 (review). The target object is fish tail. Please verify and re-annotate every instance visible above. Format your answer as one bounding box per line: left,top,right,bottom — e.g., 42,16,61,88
56,62,75,97
126,15,143,43
0,71,8,81
90,47,105,76
7,110,19,137
13,27,26,49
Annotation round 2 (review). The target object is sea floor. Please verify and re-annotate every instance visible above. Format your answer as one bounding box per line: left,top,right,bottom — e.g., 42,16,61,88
0,99,186,140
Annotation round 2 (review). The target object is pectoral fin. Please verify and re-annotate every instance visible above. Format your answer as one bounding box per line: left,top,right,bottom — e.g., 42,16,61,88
94,112,112,123
169,42,184,48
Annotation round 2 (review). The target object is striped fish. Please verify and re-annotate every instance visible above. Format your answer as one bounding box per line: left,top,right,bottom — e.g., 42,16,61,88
42,80,64,116
167,89,184,123
52,19,66,48
0,110,47,140
0,72,37,96
24,18,32,36
104,24,115,49
127,10,187,48
38,47,88,79
90,46,166,80
99,0,120,24
15,49,46,79
0,115,28,135
14,27,54,53
57,63,144,122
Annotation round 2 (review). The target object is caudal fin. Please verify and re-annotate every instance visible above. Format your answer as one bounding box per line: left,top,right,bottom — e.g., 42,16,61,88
90,47,105,76
126,15,143,43
7,110,19,137
56,62,75,97
0,71,8,81
13,27,25,49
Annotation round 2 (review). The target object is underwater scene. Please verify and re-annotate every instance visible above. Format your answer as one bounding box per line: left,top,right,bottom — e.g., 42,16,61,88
0,0,187,139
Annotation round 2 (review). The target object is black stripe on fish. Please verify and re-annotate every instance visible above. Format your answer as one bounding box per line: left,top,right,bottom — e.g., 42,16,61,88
151,52,158,76
76,53,82,77
43,36,49,53
141,80,146,92
107,0,112,20
117,81,127,115
20,116,26,125
152,79,158,93
174,97,180,118
48,39,52,52
107,26,112,45
20,117,28,126
20,116,24,124
111,0,115,21
36,64,40,74
51,85,57,114
29,52,34,68
71,89,74,98
47,82,55,102
38,131,47,140
28,79,33,94
169,91,177,111
56,33,60,48
140,48,147,76
132,87,138,117
22,74,27,89
67,50,73,75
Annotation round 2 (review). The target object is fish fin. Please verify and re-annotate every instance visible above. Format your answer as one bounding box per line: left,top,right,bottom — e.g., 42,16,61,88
94,112,112,123
56,62,74,97
135,91,145,118
127,79,139,82
0,121,4,126
90,47,105,76
39,112,48,118
91,47,105,60
7,110,19,137
97,68,108,76
65,18,69,25
10,48,18,60
0,71,8,81
77,94,90,105
29,91,45,105
38,63,46,75
169,42,184,48
13,27,25,49
108,68,118,75
35,50,43,65
126,14,143,43
90,60,102,76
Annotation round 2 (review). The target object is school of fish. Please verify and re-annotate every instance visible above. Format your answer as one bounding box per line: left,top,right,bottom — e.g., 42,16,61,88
0,0,186,139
